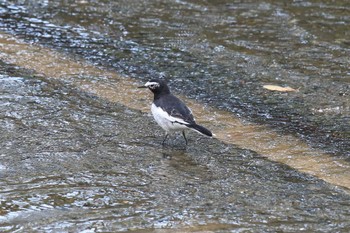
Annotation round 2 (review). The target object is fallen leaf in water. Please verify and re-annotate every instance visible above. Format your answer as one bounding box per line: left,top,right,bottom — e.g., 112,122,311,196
263,85,297,92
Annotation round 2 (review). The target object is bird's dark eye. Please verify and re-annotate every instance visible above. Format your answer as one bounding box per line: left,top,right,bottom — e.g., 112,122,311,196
146,82,159,89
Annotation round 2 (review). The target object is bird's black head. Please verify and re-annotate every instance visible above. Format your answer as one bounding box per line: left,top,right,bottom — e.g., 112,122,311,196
138,79,170,96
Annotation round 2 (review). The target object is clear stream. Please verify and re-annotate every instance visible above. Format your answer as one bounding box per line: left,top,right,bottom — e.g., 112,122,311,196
0,0,350,232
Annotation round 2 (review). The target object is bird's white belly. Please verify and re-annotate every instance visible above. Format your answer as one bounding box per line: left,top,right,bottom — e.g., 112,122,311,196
151,103,188,132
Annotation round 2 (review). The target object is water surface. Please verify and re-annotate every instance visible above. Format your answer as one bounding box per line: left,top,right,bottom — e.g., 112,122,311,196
0,0,350,232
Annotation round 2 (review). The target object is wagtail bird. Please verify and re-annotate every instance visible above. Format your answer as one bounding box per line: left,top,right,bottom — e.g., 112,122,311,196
139,79,212,145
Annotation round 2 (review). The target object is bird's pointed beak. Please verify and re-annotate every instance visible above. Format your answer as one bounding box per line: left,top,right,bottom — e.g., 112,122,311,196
138,85,147,88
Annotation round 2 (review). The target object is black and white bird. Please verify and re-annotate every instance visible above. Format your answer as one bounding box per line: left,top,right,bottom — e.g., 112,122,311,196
139,79,212,145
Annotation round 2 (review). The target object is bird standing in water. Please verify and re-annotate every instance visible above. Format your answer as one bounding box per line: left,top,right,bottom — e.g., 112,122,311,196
139,79,212,145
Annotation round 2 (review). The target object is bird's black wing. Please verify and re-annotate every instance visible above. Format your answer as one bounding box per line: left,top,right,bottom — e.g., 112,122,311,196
154,94,195,124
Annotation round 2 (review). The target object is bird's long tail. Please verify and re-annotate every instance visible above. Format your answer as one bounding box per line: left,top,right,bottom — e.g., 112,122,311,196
188,123,212,137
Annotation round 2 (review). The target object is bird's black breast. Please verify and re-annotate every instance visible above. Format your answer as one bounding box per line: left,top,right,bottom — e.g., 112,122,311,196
154,94,195,124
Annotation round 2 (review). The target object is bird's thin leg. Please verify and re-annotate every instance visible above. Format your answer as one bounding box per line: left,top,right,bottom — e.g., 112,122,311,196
182,131,188,145
162,133,169,145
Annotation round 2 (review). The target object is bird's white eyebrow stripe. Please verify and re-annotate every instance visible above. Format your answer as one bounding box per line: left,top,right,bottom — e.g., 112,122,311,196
145,81,159,87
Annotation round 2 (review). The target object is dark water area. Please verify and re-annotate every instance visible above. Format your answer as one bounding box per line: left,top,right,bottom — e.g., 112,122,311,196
1,0,350,232
0,0,349,158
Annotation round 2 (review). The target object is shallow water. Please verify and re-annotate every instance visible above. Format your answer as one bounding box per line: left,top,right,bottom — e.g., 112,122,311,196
1,67,350,232
0,0,350,232
1,0,348,156
1,32,349,189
